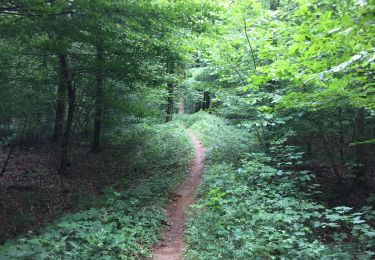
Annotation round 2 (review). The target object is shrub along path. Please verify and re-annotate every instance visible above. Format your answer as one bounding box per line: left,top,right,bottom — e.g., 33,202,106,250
150,130,205,260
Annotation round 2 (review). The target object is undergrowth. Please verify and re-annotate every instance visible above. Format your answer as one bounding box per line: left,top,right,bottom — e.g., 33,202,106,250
183,112,375,259
176,112,255,164
0,121,194,259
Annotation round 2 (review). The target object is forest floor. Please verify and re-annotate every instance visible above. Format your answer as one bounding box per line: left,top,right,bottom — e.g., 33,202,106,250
0,143,148,244
149,130,205,260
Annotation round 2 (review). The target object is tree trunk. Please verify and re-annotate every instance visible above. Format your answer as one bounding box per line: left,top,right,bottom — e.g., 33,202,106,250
58,54,75,175
242,16,257,70
353,108,368,189
91,43,104,152
166,82,174,122
178,92,184,114
166,59,175,122
203,91,210,110
52,80,67,142
338,108,345,166
0,146,14,177
270,0,280,10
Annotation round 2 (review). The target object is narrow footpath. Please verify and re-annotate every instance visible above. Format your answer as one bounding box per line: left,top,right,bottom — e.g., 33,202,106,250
150,130,205,260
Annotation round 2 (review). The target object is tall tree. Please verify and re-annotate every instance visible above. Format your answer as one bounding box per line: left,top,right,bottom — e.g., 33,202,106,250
91,40,104,152
58,53,75,174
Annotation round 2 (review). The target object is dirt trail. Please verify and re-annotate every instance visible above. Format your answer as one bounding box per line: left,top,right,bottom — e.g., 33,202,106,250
149,130,205,260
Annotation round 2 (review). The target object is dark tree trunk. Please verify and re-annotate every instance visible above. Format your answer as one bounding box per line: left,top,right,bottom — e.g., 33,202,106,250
318,123,342,183
165,59,175,122
91,43,104,152
178,92,184,114
203,91,210,110
195,50,201,67
270,0,280,10
52,80,67,142
338,108,345,165
166,82,174,122
194,98,202,112
58,54,75,175
306,140,312,157
50,1,67,143
0,146,14,177
243,16,257,70
353,108,368,189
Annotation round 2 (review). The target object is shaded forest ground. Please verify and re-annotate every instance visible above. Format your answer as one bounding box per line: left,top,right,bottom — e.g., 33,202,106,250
1,140,373,245
0,122,194,259
0,114,374,259
0,143,142,244
311,168,375,208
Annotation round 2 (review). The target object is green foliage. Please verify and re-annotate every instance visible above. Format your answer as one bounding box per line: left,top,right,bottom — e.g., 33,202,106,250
140,122,194,170
185,162,327,259
184,113,375,259
0,122,193,259
177,111,255,164
0,0,221,148
190,0,375,186
1,0,374,258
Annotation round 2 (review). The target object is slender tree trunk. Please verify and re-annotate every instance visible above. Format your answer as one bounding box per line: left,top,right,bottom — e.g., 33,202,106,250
270,0,280,10
203,91,210,110
58,54,75,175
318,123,342,183
52,80,67,142
91,43,104,152
0,146,14,177
353,108,367,189
306,140,312,157
50,1,67,144
242,16,257,70
224,54,247,86
338,108,345,166
178,92,185,114
166,59,175,122
166,82,174,122
195,50,201,68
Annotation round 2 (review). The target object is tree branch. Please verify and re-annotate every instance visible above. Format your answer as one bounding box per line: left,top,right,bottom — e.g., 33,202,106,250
243,16,257,70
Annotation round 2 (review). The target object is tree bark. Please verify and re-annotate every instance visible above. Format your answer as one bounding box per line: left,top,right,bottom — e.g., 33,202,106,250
0,146,14,177
178,92,184,114
49,0,67,143
243,16,257,70
270,0,280,11
203,91,210,110
91,43,104,152
166,82,174,122
353,108,368,189
338,108,345,166
166,59,175,122
52,80,67,142
58,54,75,175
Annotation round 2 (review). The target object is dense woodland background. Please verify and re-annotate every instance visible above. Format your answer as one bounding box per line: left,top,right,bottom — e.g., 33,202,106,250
0,0,374,259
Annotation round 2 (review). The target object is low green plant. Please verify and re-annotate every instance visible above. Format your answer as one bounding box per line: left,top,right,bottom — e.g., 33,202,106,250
0,122,194,259
185,162,327,259
177,111,256,165
184,112,375,259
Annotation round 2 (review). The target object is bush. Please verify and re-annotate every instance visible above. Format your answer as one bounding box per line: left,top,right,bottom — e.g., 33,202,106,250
177,111,255,164
185,162,327,259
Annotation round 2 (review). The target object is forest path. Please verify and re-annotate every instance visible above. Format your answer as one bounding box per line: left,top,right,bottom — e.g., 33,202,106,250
149,130,205,260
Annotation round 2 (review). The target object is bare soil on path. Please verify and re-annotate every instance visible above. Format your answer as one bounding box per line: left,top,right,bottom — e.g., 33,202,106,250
149,130,205,260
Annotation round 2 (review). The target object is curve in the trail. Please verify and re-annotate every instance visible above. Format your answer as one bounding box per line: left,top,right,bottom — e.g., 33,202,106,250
149,129,205,260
